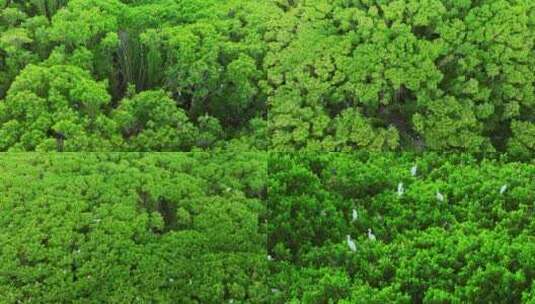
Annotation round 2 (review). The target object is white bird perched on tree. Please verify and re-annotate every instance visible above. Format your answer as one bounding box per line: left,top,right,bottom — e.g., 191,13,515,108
500,184,507,195
436,191,444,202
368,228,376,241
346,234,357,252
352,209,358,222
267,255,273,261
397,182,404,197
410,165,417,176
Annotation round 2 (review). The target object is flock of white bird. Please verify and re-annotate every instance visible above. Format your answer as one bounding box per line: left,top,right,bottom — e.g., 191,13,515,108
263,162,511,299
263,163,509,258
345,164,508,252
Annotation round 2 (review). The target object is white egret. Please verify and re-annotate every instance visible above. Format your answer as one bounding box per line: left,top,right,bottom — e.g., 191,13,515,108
397,182,404,197
500,184,507,195
267,255,273,261
436,191,444,202
367,228,376,241
346,234,357,252
410,165,417,176
352,209,358,222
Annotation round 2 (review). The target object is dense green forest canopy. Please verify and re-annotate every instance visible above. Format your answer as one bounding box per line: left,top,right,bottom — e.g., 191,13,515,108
0,152,268,303
266,0,535,155
2,0,534,153
3,2,535,303
268,153,535,303
0,0,279,151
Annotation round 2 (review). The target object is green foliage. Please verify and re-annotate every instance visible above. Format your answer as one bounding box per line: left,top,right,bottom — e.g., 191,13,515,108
0,5,48,98
2,0,533,153
0,0,275,151
508,120,535,161
0,152,267,303
266,0,535,153
112,90,199,151
268,153,535,303
0,64,120,151
47,0,124,50
136,1,271,127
